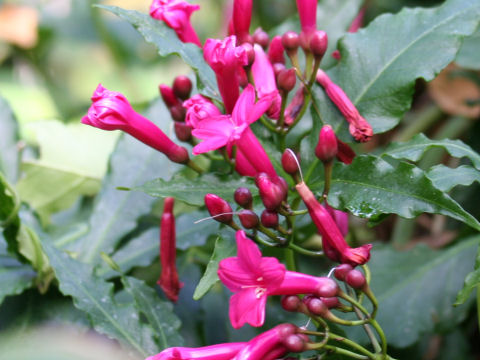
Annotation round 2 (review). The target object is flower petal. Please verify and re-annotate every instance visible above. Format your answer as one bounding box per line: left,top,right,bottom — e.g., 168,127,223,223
236,230,262,277
218,257,256,292
259,257,286,291
229,288,267,329
232,84,256,126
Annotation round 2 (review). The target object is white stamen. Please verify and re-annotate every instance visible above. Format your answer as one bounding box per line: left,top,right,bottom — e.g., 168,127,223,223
327,266,337,278
286,148,304,183
194,212,239,224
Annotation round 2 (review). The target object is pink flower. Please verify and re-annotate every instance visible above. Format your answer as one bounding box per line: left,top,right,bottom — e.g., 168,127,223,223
316,70,373,142
296,181,372,266
251,44,282,119
324,202,349,237
150,0,201,47
348,7,365,33
183,94,222,128
232,0,253,44
146,342,246,360
191,84,277,178
82,84,189,164
284,86,305,125
204,36,248,113
267,36,285,64
296,0,317,44
218,231,339,328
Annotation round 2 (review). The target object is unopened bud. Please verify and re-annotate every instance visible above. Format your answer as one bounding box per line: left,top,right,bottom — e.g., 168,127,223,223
309,30,328,59
255,173,284,210
283,334,306,353
172,76,192,100
204,194,233,224
306,297,328,316
281,295,301,312
253,27,269,49
159,84,178,108
268,35,285,65
315,125,338,163
282,31,299,55
261,209,279,228
174,122,192,142
238,209,259,229
241,43,256,67
170,103,186,122
277,68,296,93
320,297,341,309
345,269,366,289
167,146,190,164
281,149,300,175
234,187,253,209
334,264,353,281
316,277,339,297
273,63,286,77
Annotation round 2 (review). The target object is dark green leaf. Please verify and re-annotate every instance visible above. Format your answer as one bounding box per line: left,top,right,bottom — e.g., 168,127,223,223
74,101,180,265
42,240,158,357
98,5,218,99
0,173,20,255
122,276,184,349
0,97,19,182
383,134,480,170
365,236,479,347
193,236,235,300
136,174,256,207
313,0,480,136
322,155,480,230
455,244,480,305
456,28,480,70
427,165,480,192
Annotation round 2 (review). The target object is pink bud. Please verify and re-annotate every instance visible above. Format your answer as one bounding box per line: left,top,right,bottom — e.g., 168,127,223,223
315,125,338,162
234,187,253,208
320,296,341,309
170,103,186,122
273,63,286,77
277,68,296,93
345,269,366,289
334,264,353,281
204,194,233,224
174,121,192,142
309,30,328,59
238,209,259,229
159,84,179,109
261,209,279,228
256,173,285,211
281,295,301,312
241,42,256,66
331,50,341,60
281,149,300,175
253,27,269,49
281,31,299,55
268,35,285,65
172,75,192,100
282,334,306,353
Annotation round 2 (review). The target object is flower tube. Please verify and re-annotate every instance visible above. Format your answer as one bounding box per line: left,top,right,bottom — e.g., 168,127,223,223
232,0,253,44
296,0,317,46
82,84,189,164
146,342,246,360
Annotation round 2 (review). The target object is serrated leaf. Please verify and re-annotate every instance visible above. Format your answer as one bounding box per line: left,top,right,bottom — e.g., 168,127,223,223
427,165,480,192
41,240,158,358
136,174,256,207
383,133,480,170
122,276,184,349
456,28,480,70
362,236,479,347
455,244,480,305
321,155,480,230
0,97,19,182
98,5,218,99
74,101,181,265
313,0,480,136
193,236,235,300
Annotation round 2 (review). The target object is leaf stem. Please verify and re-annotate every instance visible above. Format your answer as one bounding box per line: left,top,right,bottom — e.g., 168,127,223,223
322,345,369,359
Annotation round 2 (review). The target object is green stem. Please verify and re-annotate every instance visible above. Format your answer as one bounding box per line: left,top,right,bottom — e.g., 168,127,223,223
477,285,480,331
338,290,370,317
304,158,320,183
323,161,333,198
285,248,296,271
186,160,204,174
370,319,388,358
288,243,324,257
305,331,376,359
322,345,369,360
259,115,279,133
257,224,280,241
0,175,21,228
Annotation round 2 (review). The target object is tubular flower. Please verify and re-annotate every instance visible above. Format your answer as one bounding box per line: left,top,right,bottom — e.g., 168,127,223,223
183,94,222,128
267,35,285,64
316,69,373,142
232,0,253,44
296,0,317,44
157,197,183,302
146,342,246,360
251,44,282,119
204,36,248,114
218,231,339,328
82,84,189,164
150,0,201,47
191,84,277,178
296,181,372,266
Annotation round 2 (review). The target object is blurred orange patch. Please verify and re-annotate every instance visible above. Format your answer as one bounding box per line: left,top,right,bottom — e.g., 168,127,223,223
0,4,38,48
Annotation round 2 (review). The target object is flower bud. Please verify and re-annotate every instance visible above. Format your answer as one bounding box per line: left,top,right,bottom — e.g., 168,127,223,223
268,35,285,65
255,173,285,210
272,63,286,77
234,187,253,209
277,68,296,93
332,49,341,60
283,334,306,353
170,103,186,122
281,295,301,312
261,209,279,228
315,125,338,163
174,122,192,142
241,42,256,67
306,297,328,316
334,263,353,281
204,194,233,224
253,27,269,49
320,296,341,309
281,31,299,55
172,75,192,100
316,277,339,297
281,149,300,175
238,209,259,229
309,30,328,59
159,84,179,108
345,269,366,289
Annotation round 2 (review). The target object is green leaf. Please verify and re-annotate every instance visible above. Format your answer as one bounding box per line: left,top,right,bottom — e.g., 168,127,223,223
0,97,20,182
455,244,480,305
136,174,256,207
456,28,480,70
98,5,218,99
122,276,184,349
313,0,480,136
0,173,20,254
193,236,235,300
0,235,36,305
74,101,181,265
383,133,480,170
321,155,480,230
41,240,158,358
365,236,479,347
427,165,480,192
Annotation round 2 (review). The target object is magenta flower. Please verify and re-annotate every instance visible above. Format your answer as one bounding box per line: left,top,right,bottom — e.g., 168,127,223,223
296,0,317,45
204,36,248,113
82,84,189,164
267,35,285,64
324,202,349,237
218,231,339,328
232,0,253,44
251,44,282,119
183,94,222,128
316,70,373,142
146,342,246,360
191,84,277,178
296,182,372,266
150,0,201,47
